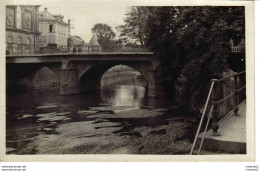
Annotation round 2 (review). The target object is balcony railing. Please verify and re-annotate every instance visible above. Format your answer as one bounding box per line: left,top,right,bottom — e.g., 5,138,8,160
230,39,245,52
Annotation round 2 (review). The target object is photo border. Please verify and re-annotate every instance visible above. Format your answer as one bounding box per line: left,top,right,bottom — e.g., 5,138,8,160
0,0,255,162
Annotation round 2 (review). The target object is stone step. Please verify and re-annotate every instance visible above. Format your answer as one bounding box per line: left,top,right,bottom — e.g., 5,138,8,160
195,101,246,154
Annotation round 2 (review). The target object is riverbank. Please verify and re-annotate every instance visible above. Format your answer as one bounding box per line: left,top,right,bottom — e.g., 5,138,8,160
9,107,198,155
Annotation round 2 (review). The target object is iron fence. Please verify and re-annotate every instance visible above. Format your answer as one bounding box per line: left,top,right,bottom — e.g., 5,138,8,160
190,71,246,155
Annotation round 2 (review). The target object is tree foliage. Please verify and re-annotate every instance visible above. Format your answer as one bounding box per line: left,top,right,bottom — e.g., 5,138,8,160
91,23,116,51
120,6,245,113
116,7,149,46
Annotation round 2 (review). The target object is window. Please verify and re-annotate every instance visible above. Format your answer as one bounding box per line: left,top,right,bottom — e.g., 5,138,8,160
49,24,53,32
48,35,54,44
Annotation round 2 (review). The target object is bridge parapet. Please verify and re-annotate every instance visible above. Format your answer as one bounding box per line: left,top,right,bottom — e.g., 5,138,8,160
6,52,155,65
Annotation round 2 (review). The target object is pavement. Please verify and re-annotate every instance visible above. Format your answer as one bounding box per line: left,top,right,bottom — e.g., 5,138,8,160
195,101,246,154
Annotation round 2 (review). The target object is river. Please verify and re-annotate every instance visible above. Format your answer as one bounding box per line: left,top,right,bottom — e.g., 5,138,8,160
6,82,191,154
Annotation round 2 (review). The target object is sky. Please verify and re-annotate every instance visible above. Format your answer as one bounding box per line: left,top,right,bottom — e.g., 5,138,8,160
5,0,132,42
37,0,131,42
4,0,254,42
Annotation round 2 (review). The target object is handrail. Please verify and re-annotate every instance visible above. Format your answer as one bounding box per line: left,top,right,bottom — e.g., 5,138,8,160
197,99,246,155
213,71,245,83
190,71,246,155
217,99,246,124
189,80,216,155
197,105,214,155
215,86,246,105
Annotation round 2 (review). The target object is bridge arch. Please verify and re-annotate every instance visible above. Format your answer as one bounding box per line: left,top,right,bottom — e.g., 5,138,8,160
78,62,152,93
31,66,60,89
100,65,148,88
6,63,61,92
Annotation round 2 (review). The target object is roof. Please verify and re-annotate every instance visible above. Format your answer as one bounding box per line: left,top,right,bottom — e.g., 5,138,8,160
39,9,68,25
68,36,85,46
39,11,57,21
88,34,101,47
53,15,68,25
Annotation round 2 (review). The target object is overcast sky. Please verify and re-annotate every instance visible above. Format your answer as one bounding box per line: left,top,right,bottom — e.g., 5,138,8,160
5,0,251,42
36,0,131,42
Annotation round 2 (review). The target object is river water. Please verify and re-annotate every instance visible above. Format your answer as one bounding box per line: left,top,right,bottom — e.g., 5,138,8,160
6,84,176,154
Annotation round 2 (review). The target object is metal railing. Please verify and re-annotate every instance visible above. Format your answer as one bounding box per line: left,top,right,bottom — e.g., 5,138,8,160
230,39,245,53
231,45,245,52
190,71,246,155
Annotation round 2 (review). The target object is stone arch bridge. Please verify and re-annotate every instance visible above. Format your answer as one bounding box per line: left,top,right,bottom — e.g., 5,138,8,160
6,52,165,98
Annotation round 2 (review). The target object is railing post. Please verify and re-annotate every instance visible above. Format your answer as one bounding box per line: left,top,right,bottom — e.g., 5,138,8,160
234,75,240,116
211,79,220,136
211,104,220,136
189,79,216,155
233,107,239,116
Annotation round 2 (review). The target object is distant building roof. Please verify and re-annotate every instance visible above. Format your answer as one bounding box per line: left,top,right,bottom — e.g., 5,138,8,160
88,34,101,47
39,8,56,21
68,36,85,46
39,8,68,25
53,14,68,25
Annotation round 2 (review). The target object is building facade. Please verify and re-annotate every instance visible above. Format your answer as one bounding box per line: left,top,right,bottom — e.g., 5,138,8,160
6,5,40,55
38,8,68,50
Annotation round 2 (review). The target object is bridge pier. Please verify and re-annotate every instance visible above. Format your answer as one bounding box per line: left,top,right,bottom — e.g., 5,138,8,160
59,67,79,95
147,70,166,98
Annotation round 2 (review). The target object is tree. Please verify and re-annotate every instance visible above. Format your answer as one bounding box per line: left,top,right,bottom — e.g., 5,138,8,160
122,6,245,114
150,6,245,113
91,23,116,51
116,7,150,46
173,7,245,113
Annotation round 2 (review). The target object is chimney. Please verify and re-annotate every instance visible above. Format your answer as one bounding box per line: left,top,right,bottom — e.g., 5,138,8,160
44,8,47,12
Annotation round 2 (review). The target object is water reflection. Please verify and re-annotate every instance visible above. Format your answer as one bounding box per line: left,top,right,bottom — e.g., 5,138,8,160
101,86,145,107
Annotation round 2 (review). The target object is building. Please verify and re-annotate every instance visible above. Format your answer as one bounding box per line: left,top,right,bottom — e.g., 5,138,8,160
6,5,40,55
88,34,102,52
67,36,86,53
38,8,68,50
68,34,102,53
